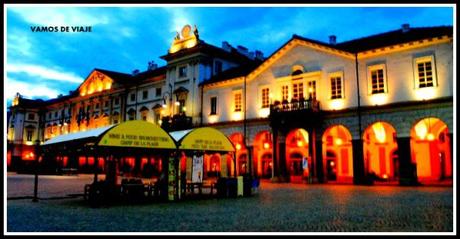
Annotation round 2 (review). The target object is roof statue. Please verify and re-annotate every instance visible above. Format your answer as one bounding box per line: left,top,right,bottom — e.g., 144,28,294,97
169,24,199,54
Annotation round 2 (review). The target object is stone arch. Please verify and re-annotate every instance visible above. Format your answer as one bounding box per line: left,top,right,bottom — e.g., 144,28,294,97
285,128,309,182
362,121,399,182
253,130,273,178
410,117,452,184
322,124,354,183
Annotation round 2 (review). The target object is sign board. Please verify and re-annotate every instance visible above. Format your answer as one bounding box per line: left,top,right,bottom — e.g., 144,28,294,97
192,155,203,183
179,127,235,152
98,120,176,149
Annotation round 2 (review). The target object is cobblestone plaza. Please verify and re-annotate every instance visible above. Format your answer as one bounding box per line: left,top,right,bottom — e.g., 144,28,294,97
6,174,454,233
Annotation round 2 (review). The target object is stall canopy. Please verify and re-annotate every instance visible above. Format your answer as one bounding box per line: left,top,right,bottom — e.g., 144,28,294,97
42,125,115,146
98,120,176,149
170,127,235,152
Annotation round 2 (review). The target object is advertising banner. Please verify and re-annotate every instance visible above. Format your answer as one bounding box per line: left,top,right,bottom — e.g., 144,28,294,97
192,155,203,183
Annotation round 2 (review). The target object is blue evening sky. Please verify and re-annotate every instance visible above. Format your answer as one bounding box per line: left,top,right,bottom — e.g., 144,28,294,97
5,5,454,105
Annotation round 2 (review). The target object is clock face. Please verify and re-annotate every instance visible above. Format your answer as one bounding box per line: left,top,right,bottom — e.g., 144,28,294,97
181,25,191,38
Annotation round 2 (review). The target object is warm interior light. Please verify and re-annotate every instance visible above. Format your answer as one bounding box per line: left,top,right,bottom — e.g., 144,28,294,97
427,133,435,141
263,142,270,149
182,106,187,112
236,143,242,150
372,122,386,143
175,102,180,106
382,174,388,179
330,161,335,167
158,120,162,125
335,138,343,146
297,140,304,147
415,121,428,140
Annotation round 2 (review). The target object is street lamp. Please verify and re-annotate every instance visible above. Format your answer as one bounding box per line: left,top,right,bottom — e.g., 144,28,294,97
32,139,41,202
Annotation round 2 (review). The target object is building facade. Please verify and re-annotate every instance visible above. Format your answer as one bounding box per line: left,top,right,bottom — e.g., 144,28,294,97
7,24,453,185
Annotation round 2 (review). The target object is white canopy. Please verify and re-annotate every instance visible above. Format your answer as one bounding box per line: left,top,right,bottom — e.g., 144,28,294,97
169,129,193,142
42,125,115,146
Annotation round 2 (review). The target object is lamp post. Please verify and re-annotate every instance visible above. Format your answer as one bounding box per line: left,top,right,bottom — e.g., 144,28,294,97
32,139,41,202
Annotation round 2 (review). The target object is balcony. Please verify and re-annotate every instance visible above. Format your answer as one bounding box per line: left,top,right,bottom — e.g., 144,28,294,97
270,98,320,113
161,113,193,132
269,98,322,129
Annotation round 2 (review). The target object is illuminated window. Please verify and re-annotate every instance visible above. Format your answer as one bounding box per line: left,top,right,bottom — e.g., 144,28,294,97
215,61,223,74
308,81,317,99
415,56,436,88
292,82,303,100
261,88,270,108
143,90,148,100
179,66,187,78
281,85,289,101
234,92,242,112
210,97,217,115
368,64,387,94
330,73,343,99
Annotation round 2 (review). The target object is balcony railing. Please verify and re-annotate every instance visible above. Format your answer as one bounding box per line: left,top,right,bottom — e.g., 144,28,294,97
161,113,193,132
270,98,320,113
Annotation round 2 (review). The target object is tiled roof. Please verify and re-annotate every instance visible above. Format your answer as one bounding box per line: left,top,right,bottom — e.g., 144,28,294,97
335,26,453,53
202,61,262,86
161,40,258,64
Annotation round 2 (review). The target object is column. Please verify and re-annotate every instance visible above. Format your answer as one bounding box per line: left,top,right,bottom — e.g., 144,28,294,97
278,134,287,182
352,139,366,185
397,137,418,186
271,129,280,181
315,138,324,183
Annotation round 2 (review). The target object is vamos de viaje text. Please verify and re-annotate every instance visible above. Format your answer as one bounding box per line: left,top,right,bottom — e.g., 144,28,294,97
30,26,92,32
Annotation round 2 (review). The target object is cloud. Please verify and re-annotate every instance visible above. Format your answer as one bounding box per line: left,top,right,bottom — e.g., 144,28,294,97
5,77,61,100
8,7,109,27
7,63,84,83
7,32,33,57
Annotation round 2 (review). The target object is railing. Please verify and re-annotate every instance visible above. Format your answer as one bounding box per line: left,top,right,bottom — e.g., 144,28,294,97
270,99,320,113
161,113,193,131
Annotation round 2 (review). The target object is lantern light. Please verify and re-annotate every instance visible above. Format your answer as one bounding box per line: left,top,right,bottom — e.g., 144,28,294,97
263,142,270,149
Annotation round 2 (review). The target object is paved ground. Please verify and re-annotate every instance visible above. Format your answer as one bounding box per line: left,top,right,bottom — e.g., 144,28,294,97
6,173,455,233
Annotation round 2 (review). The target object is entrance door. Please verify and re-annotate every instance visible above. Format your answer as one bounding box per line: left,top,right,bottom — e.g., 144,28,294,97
325,151,337,181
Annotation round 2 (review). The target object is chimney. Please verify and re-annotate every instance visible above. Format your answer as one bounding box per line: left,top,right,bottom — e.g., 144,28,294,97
132,69,140,75
255,50,264,60
329,35,337,45
237,45,249,56
402,23,410,33
222,41,232,52
248,52,255,60
148,61,158,71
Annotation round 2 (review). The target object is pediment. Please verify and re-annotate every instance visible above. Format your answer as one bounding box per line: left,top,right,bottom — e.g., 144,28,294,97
78,70,114,97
